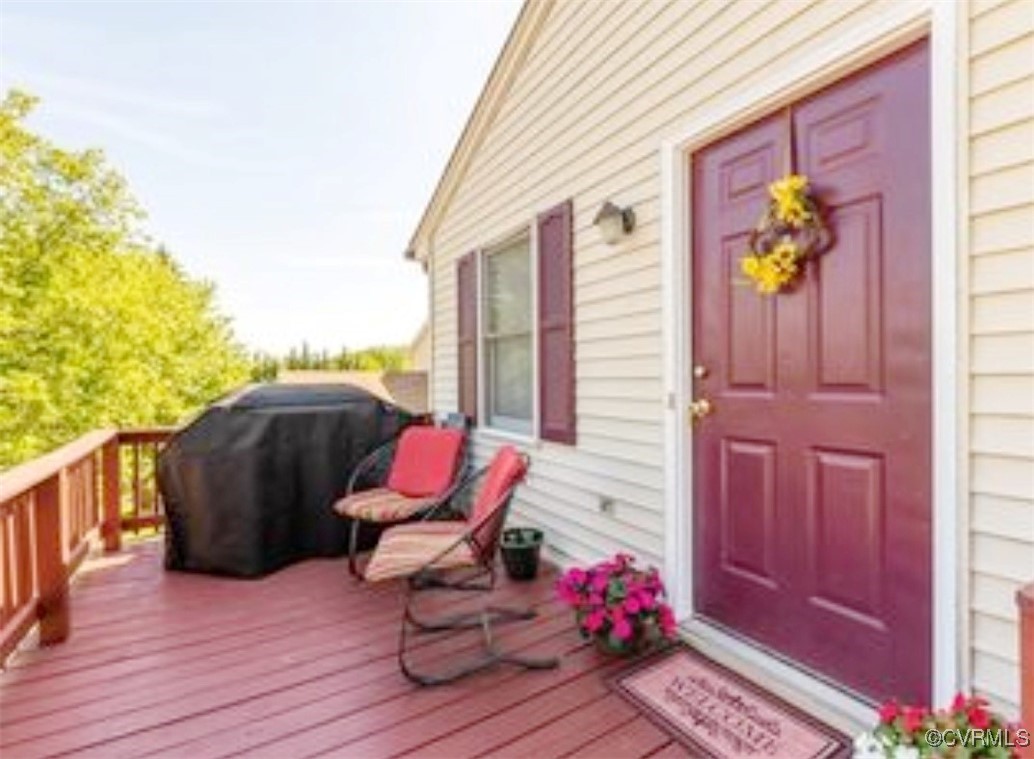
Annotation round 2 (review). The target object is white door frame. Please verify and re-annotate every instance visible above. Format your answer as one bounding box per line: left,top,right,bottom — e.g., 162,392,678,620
659,0,961,705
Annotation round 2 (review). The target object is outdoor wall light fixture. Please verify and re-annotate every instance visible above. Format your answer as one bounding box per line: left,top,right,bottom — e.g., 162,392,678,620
594,201,636,244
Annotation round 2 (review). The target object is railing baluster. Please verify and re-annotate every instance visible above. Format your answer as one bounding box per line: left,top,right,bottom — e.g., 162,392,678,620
88,455,98,534
0,510,10,624
151,442,159,518
102,440,121,553
66,465,77,554
132,442,141,534
33,475,69,647
17,505,31,617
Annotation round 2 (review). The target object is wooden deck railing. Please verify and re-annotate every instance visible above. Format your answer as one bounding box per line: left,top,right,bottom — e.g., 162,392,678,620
117,429,174,536
0,428,174,662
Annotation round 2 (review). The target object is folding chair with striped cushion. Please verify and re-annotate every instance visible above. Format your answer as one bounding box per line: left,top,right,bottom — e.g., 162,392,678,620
333,423,467,578
365,445,559,685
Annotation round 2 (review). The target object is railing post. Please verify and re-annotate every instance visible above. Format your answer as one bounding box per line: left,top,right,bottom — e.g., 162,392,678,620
102,438,121,553
1019,583,1033,756
34,474,70,646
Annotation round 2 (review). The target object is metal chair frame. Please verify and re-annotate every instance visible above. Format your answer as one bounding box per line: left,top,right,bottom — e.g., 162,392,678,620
343,419,470,578
392,454,559,686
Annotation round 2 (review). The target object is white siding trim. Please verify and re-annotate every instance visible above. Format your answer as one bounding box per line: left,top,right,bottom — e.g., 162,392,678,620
660,129,691,620
930,0,963,707
660,0,961,705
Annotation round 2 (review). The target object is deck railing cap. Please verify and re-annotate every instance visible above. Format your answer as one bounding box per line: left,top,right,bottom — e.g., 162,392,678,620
0,429,118,503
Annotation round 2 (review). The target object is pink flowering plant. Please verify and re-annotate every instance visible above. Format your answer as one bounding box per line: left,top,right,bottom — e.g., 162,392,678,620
853,693,1027,758
556,553,677,655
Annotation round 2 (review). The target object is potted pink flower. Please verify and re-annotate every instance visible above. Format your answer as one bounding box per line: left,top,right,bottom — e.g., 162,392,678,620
853,692,1028,758
556,553,677,656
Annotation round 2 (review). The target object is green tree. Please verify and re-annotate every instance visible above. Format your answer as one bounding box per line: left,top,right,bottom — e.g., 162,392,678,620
249,351,280,382
263,343,410,373
0,90,249,468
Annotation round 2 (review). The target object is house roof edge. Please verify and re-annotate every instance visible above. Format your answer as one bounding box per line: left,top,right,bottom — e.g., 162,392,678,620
404,0,553,263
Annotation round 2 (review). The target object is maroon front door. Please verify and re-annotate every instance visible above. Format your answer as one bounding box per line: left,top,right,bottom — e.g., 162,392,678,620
691,41,931,703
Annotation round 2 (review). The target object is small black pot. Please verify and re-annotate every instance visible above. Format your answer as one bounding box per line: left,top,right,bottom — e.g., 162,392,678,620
500,528,544,582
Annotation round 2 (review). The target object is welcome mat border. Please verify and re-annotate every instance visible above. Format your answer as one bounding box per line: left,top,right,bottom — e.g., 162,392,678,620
609,645,851,759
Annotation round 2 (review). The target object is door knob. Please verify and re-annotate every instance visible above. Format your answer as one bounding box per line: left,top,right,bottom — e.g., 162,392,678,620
689,398,714,422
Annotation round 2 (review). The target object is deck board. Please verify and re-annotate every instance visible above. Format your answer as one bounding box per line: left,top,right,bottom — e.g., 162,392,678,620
0,541,690,758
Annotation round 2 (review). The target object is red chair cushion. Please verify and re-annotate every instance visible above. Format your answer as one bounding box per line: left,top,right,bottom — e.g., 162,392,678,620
386,426,465,498
469,446,527,526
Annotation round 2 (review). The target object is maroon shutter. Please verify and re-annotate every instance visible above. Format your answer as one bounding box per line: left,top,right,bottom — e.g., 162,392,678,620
456,251,478,423
537,200,576,444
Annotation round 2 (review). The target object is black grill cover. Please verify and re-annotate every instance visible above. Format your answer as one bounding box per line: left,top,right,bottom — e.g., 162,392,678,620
158,384,413,578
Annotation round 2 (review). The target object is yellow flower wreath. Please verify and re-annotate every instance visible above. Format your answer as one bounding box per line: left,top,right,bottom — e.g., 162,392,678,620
740,174,828,294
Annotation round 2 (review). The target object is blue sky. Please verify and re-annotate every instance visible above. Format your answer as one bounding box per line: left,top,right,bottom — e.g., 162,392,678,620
0,0,521,354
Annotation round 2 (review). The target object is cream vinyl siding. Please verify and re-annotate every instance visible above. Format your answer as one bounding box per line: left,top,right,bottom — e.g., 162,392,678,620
966,0,1034,718
425,0,1034,714
430,0,910,565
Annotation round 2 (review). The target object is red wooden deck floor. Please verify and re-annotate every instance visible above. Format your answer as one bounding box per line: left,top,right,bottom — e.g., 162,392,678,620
0,541,690,758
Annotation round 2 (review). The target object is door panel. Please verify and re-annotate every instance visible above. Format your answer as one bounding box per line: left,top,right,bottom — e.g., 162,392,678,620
726,234,778,391
811,199,884,393
721,438,777,585
691,41,931,703
806,448,886,624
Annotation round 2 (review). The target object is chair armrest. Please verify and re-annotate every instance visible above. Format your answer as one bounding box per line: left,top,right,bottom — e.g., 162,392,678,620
418,462,489,522
346,438,399,495
414,453,530,575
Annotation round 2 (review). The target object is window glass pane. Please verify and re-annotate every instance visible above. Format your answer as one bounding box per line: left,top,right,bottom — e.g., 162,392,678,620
482,235,532,433
485,239,531,336
487,334,533,432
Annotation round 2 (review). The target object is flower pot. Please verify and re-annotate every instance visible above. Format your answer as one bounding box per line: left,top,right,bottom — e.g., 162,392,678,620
500,527,543,582
592,630,654,658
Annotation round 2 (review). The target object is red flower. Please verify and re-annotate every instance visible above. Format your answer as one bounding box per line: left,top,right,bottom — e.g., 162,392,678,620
902,705,926,733
950,692,967,713
878,700,900,724
658,605,677,637
613,616,633,641
968,705,991,730
583,609,605,633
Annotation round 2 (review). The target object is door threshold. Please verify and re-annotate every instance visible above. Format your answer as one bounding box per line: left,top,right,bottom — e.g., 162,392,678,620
679,616,877,737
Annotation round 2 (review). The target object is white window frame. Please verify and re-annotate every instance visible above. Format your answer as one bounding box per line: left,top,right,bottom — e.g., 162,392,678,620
476,223,539,442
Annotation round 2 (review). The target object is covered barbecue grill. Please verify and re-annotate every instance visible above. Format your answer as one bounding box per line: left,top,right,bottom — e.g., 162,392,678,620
158,383,414,578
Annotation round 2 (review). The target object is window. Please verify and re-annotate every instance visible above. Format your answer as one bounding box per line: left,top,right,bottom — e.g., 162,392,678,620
455,199,575,443
482,236,533,434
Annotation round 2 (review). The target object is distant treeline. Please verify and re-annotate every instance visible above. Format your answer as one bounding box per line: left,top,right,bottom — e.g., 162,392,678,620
250,344,410,381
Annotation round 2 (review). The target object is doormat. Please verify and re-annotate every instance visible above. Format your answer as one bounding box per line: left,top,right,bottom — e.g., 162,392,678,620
612,647,849,758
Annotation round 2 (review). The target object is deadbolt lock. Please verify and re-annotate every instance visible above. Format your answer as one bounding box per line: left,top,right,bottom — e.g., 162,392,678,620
693,365,708,379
